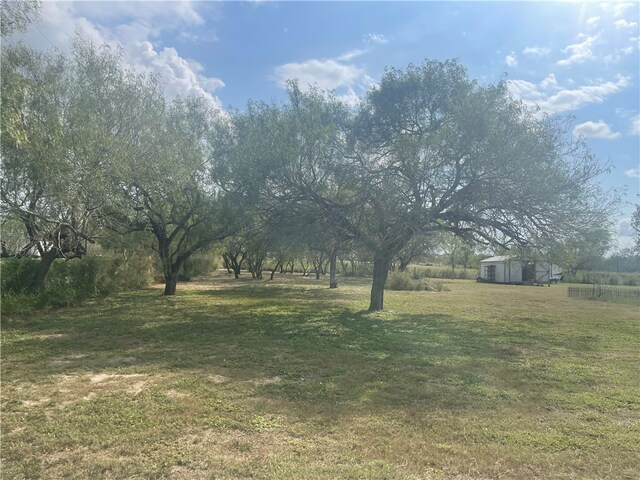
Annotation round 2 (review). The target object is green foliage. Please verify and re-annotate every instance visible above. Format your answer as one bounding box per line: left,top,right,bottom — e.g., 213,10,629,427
0,256,154,314
386,271,417,291
0,0,40,37
563,270,640,286
411,265,477,280
178,254,220,281
386,271,450,291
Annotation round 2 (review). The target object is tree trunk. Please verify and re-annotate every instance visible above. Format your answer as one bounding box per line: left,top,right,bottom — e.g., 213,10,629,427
270,262,281,280
329,249,338,288
368,252,392,311
222,254,232,274
29,248,58,291
164,272,178,295
233,264,241,279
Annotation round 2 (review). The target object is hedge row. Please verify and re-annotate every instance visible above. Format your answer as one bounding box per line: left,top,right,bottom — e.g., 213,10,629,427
1,256,155,315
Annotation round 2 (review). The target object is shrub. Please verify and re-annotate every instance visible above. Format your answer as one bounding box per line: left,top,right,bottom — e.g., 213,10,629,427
0,258,39,293
179,254,220,281
609,275,621,286
1,291,39,316
1,255,155,315
386,272,417,291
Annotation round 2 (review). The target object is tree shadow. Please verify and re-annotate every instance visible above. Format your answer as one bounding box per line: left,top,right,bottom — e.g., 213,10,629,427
2,280,598,420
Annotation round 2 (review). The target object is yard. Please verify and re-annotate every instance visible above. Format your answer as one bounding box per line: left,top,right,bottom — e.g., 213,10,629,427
1,274,639,479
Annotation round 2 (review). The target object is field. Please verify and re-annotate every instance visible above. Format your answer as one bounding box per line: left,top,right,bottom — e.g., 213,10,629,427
1,273,639,479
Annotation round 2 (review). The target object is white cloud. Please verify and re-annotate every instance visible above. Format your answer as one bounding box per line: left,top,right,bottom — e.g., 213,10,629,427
614,19,639,30
631,115,640,136
73,1,205,25
508,74,630,114
586,16,600,28
624,168,640,178
613,3,636,18
337,48,368,61
522,45,550,57
557,34,599,66
364,33,389,45
272,59,364,92
14,1,225,110
505,53,518,67
573,120,621,139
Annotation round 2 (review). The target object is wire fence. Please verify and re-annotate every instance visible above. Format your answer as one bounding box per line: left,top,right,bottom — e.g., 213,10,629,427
567,286,640,306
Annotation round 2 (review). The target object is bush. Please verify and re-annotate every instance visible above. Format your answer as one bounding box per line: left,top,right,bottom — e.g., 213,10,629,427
0,258,39,293
179,254,220,281
386,272,417,291
1,255,155,315
386,272,449,292
609,275,621,286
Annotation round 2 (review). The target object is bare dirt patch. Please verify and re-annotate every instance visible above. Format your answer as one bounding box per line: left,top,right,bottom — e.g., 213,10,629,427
249,376,282,386
209,374,229,384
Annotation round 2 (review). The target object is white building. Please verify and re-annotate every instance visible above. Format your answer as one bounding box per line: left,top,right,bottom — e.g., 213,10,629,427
479,256,562,284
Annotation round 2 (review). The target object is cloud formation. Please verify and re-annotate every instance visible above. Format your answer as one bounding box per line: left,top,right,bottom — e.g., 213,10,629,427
505,53,518,67
614,19,638,30
624,168,640,178
631,115,640,136
15,1,225,109
557,34,599,66
508,74,630,114
272,59,364,92
573,120,621,140
522,45,550,57
364,33,389,44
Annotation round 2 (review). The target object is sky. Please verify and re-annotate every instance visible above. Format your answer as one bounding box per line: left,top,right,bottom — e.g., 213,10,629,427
14,0,640,249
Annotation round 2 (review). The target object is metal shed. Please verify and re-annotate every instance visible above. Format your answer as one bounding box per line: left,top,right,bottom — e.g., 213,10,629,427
479,256,562,284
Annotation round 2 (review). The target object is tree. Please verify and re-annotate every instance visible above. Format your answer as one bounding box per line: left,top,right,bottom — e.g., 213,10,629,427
547,228,612,275
1,41,136,290
107,95,234,295
1,0,40,38
221,236,246,279
632,203,640,255
393,235,434,272
340,60,613,309
221,85,356,289
225,61,614,310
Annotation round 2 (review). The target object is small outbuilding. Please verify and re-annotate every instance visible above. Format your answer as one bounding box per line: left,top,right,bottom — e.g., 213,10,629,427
479,256,562,284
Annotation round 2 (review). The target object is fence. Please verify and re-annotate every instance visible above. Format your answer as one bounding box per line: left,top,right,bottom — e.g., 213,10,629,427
567,286,640,306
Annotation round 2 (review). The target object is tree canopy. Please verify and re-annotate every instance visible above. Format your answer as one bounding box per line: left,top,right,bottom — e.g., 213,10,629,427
1,26,618,305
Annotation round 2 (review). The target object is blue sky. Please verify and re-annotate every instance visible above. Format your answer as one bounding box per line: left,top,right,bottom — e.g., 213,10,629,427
18,1,640,248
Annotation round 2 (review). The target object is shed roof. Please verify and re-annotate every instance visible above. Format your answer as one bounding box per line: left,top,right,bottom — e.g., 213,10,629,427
480,255,513,263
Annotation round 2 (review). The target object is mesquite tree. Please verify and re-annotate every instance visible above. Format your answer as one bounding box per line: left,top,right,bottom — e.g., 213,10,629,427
238,61,612,310
108,96,234,294
350,60,613,309
0,40,147,290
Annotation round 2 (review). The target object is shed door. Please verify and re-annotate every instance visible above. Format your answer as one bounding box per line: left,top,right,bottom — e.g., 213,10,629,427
522,262,535,282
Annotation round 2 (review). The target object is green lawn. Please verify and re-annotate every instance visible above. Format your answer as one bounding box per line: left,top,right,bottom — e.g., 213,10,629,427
2,274,639,479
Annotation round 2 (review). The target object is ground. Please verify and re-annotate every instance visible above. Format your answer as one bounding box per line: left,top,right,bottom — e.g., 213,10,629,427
1,273,639,479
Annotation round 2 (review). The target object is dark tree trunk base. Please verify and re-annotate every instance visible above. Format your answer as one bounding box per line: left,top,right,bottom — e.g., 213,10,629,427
368,253,392,311
164,276,178,295
29,249,58,292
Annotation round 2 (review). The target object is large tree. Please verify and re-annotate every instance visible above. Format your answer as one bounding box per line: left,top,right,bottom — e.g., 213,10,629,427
250,61,613,310
106,93,235,295
0,40,141,290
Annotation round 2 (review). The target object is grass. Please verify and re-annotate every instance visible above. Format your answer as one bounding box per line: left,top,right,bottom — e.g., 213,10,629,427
1,273,639,479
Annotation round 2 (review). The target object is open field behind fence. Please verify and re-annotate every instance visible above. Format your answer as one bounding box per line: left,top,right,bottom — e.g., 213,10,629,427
567,285,640,306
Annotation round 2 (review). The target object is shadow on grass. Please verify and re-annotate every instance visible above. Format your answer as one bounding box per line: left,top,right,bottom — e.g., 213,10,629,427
1,280,584,415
